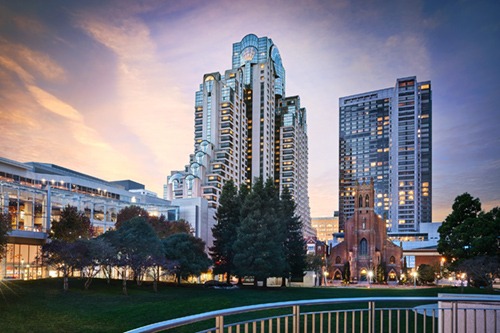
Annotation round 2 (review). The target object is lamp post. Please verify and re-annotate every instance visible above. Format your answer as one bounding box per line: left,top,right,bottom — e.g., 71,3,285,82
412,271,418,288
368,270,373,288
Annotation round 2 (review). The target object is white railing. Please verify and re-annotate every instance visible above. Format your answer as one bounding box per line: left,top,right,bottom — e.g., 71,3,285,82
125,295,500,333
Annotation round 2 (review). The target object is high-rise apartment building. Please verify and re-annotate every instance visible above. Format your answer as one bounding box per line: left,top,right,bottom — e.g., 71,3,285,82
165,34,312,234
339,76,431,233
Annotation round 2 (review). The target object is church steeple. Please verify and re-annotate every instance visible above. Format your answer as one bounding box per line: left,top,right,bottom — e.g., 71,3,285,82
354,178,374,211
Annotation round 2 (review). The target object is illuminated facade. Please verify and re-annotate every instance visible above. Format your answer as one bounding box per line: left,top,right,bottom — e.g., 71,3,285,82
330,180,403,283
277,96,312,233
339,77,432,232
311,214,339,242
0,156,200,280
165,34,312,235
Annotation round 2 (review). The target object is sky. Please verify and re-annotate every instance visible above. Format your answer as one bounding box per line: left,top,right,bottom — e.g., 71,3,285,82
0,0,499,222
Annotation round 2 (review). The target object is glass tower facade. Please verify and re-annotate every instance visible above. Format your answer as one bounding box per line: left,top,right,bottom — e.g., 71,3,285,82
339,77,432,232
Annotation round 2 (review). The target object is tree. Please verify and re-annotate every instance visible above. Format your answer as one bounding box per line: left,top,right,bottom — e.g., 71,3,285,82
163,233,211,285
280,187,306,285
456,256,500,288
78,238,115,290
210,180,241,283
115,205,149,229
233,178,285,286
306,253,324,286
470,207,500,257
437,193,482,262
42,239,88,291
50,205,92,241
376,262,386,283
148,216,191,239
0,212,11,261
343,261,351,284
417,264,436,285
117,205,191,239
106,217,164,294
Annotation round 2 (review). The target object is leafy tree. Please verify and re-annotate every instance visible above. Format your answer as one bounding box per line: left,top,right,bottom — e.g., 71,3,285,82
306,253,324,286
79,238,116,289
437,193,482,262
163,233,211,285
210,180,241,283
470,207,500,257
456,256,500,288
50,205,92,241
280,187,306,285
106,217,164,294
42,239,88,291
0,212,11,261
117,205,191,239
376,262,386,283
417,264,436,285
343,261,351,284
306,253,324,271
148,216,191,239
115,205,149,229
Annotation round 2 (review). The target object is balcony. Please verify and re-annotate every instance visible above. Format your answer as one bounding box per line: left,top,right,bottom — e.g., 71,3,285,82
126,295,500,333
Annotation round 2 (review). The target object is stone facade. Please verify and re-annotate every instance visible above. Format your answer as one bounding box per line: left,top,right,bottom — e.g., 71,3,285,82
329,179,402,283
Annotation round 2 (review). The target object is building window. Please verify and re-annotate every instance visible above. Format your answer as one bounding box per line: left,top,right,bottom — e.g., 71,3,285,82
358,195,363,208
390,256,396,264
365,194,369,208
336,256,342,264
359,238,368,256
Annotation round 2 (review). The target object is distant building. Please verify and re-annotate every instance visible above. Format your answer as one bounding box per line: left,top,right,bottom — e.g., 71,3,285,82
165,34,313,236
339,76,432,233
311,213,339,242
329,180,403,283
0,156,210,281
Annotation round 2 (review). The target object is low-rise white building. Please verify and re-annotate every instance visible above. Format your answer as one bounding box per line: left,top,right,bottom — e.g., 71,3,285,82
0,156,213,280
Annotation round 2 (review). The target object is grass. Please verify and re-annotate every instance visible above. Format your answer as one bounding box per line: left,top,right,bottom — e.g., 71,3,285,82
0,278,497,333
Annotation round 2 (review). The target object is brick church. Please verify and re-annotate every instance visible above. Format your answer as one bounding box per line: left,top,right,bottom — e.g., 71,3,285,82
330,179,402,283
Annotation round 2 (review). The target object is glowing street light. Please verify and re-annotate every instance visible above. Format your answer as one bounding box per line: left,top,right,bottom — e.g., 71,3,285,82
412,271,418,288
367,270,374,288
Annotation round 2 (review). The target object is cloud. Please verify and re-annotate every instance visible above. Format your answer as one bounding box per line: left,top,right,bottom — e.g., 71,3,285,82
27,85,83,122
0,38,65,83
75,8,193,168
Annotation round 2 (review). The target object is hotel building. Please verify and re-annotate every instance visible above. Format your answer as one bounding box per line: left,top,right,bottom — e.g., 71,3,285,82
165,34,312,235
339,76,432,233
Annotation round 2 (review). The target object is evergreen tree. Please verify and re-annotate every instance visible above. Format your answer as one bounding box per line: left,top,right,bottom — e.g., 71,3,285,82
210,180,241,283
280,187,306,284
233,178,285,286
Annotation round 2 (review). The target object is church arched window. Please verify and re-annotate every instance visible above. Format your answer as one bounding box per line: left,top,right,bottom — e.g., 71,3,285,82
335,256,342,264
358,195,363,208
390,256,396,264
365,194,370,208
359,238,368,256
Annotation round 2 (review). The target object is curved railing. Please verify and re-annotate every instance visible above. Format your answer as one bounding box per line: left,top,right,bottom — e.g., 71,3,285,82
125,295,500,333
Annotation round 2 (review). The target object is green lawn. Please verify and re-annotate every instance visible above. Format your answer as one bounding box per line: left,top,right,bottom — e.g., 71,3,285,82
0,278,496,333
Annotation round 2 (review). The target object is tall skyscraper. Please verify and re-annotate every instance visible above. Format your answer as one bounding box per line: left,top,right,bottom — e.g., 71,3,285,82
339,76,432,233
165,34,312,235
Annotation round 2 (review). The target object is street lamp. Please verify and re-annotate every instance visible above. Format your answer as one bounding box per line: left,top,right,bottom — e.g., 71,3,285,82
412,271,418,288
367,270,373,288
